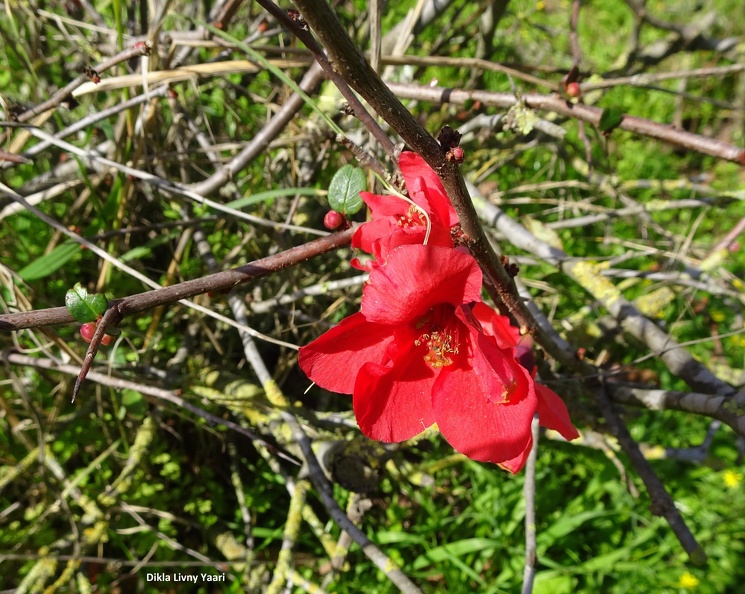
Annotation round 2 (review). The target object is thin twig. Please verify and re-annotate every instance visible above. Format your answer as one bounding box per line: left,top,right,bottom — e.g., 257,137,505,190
0,350,299,464
252,0,396,157
0,227,355,331
12,44,151,125
476,197,737,397
521,416,540,594
595,379,707,564
581,64,745,91
10,126,327,236
386,83,745,164
279,410,423,594
189,62,326,196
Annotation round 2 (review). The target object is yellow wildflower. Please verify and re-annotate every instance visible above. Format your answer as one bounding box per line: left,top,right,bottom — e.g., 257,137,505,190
723,469,742,488
677,571,699,589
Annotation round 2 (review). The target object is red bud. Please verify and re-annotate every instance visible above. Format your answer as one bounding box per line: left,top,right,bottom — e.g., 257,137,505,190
565,82,581,98
324,210,344,230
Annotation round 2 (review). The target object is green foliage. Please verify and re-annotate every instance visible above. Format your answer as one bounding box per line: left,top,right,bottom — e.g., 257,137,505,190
328,164,367,215
18,241,81,281
598,106,625,134
64,282,108,322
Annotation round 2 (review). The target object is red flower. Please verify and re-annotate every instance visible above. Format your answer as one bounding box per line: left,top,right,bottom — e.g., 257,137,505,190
471,303,580,472
299,244,576,470
351,152,459,268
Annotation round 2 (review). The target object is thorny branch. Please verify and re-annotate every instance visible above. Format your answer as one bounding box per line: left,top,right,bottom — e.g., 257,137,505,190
0,228,355,331
289,0,539,338
386,83,745,164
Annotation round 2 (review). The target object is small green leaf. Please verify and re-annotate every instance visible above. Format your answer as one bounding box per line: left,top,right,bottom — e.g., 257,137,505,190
18,241,80,281
598,106,624,133
328,165,366,215
65,282,108,322
122,389,144,407
120,246,152,262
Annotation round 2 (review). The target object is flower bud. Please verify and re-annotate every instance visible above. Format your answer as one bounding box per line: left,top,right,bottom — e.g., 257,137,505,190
324,210,344,230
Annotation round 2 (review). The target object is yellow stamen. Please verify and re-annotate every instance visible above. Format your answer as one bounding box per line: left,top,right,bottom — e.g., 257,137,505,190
415,324,458,369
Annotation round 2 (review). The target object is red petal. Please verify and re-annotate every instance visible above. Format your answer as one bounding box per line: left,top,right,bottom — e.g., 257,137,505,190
352,216,401,255
535,383,580,441
362,245,482,325
353,191,453,262
364,222,453,263
432,327,537,464
360,191,408,218
399,152,459,227
372,225,429,261
298,312,393,394
350,256,374,271
497,437,532,474
471,302,520,349
455,306,530,404
353,327,437,442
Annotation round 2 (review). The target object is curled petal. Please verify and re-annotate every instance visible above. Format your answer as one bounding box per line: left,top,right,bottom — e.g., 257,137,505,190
399,152,459,227
359,191,408,219
432,330,537,464
353,190,453,262
351,216,412,258
471,302,520,349
362,245,482,325
298,313,393,394
535,383,580,441
498,436,533,474
353,327,437,442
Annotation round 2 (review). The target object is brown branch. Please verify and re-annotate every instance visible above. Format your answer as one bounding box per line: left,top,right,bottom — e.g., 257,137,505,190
253,0,396,157
13,44,152,125
72,307,122,402
569,0,582,67
386,83,745,164
595,380,707,564
623,0,699,34
289,0,539,337
0,227,355,332
212,0,245,30
618,2,737,72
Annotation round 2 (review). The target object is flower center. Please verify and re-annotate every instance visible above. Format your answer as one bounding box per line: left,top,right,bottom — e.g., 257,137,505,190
397,205,427,229
414,310,459,369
